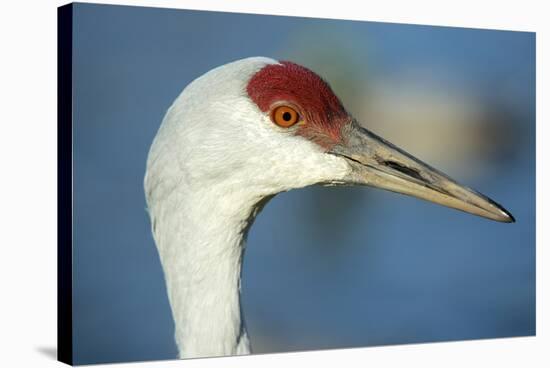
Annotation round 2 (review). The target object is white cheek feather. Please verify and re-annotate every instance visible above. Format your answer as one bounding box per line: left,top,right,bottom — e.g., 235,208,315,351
144,56,351,359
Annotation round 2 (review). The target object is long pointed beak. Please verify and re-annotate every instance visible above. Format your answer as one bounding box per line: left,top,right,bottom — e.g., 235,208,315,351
330,121,515,223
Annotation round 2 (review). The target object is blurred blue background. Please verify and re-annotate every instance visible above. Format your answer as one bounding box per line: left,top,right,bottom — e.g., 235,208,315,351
71,3,535,365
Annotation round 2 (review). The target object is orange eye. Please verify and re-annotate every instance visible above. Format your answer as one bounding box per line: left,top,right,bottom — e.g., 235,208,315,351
271,105,299,128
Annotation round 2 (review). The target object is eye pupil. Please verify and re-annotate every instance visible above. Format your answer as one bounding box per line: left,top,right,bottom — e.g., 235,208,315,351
282,112,292,121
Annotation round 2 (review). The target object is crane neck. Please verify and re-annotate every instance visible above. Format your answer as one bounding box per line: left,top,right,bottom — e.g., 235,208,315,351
149,185,269,358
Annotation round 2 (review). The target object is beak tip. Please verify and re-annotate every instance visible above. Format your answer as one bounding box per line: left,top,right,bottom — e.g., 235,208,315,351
482,194,515,223
495,207,515,223
503,211,516,223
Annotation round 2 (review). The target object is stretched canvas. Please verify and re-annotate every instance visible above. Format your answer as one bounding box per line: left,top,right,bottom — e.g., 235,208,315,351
58,2,535,365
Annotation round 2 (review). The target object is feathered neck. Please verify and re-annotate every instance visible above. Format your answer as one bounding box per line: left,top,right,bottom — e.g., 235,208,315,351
145,176,273,358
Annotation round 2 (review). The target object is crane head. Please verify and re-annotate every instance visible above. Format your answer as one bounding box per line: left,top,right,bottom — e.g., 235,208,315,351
148,57,514,223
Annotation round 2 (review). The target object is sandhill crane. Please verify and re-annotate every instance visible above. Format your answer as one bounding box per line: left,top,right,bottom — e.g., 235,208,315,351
144,57,514,359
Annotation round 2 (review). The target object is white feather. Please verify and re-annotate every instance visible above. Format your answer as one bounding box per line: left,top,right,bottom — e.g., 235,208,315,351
144,57,351,358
